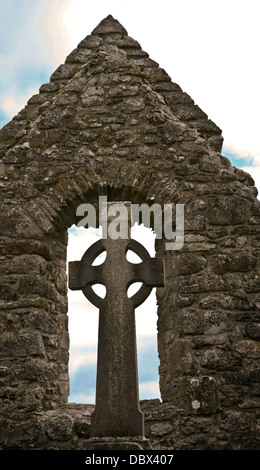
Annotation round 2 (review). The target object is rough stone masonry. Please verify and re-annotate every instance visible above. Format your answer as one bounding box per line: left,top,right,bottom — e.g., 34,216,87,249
0,15,259,450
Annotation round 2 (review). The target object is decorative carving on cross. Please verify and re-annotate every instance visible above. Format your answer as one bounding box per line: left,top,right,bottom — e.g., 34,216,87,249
69,201,164,438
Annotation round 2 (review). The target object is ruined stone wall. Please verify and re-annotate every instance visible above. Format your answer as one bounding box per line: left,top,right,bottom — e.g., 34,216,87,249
1,400,258,450
0,16,259,450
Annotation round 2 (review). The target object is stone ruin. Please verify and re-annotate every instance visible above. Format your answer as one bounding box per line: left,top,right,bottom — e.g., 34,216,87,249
0,15,259,450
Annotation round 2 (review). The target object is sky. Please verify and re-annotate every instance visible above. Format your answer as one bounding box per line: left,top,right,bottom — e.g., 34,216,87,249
0,0,259,403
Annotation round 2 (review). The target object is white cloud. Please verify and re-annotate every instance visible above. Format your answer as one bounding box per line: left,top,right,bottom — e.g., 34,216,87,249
69,348,97,373
68,291,99,348
1,88,38,117
139,381,160,400
35,0,73,66
69,391,95,404
239,166,260,195
67,226,105,349
67,226,101,260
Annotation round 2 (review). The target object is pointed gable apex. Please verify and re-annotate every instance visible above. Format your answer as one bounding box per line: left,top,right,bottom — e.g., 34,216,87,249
0,15,223,158
92,14,128,35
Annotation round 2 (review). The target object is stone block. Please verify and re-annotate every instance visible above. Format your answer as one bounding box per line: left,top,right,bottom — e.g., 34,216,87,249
65,48,92,64
178,273,240,294
15,360,56,382
150,422,173,436
22,310,56,334
243,273,260,292
175,309,233,336
4,240,53,260
200,347,242,371
211,253,257,273
184,214,206,231
50,63,80,81
124,97,145,112
199,293,250,310
18,275,51,298
0,206,43,238
234,340,260,359
45,414,74,441
199,154,222,173
243,323,260,339
178,376,220,414
75,418,91,437
77,35,103,49
208,197,247,225
5,419,40,448
0,332,45,357
0,254,47,275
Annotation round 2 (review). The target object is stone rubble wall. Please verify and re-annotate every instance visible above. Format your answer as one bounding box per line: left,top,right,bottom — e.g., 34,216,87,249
1,400,258,450
0,15,259,450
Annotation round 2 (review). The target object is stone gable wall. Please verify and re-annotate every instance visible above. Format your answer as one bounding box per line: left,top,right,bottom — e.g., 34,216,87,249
0,16,259,450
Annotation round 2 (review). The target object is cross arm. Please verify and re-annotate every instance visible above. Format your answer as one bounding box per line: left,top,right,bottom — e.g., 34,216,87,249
133,258,165,288
68,260,103,291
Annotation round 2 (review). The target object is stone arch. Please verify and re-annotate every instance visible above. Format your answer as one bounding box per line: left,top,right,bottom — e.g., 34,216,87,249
0,15,259,450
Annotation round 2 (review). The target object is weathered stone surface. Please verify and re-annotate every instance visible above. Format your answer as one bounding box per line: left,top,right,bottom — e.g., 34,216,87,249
77,35,103,49
184,214,206,231
199,293,250,310
75,418,91,437
200,348,243,371
150,422,173,436
199,154,222,173
178,376,220,414
0,332,45,357
92,15,128,35
15,360,57,382
208,196,247,225
22,310,56,333
80,437,150,450
243,273,260,292
175,309,233,336
178,273,241,294
45,414,74,441
0,14,259,452
243,323,260,339
0,254,47,275
5,419,40,447
0,206,43,238
211,253,257,273
3,240,52,260
175,253,207,275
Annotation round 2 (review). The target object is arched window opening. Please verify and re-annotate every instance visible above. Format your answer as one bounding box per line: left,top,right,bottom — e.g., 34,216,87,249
67,223,160,404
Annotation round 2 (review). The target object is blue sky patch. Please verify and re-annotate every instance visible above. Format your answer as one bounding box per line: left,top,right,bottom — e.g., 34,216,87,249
137,336,159,384
69,336,160,404
67,226,79,235
70,363,97,396
0,110,9,131
222,147,253,168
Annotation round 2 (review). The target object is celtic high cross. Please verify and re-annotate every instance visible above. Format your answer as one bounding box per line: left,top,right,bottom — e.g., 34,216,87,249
69,202,164,437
